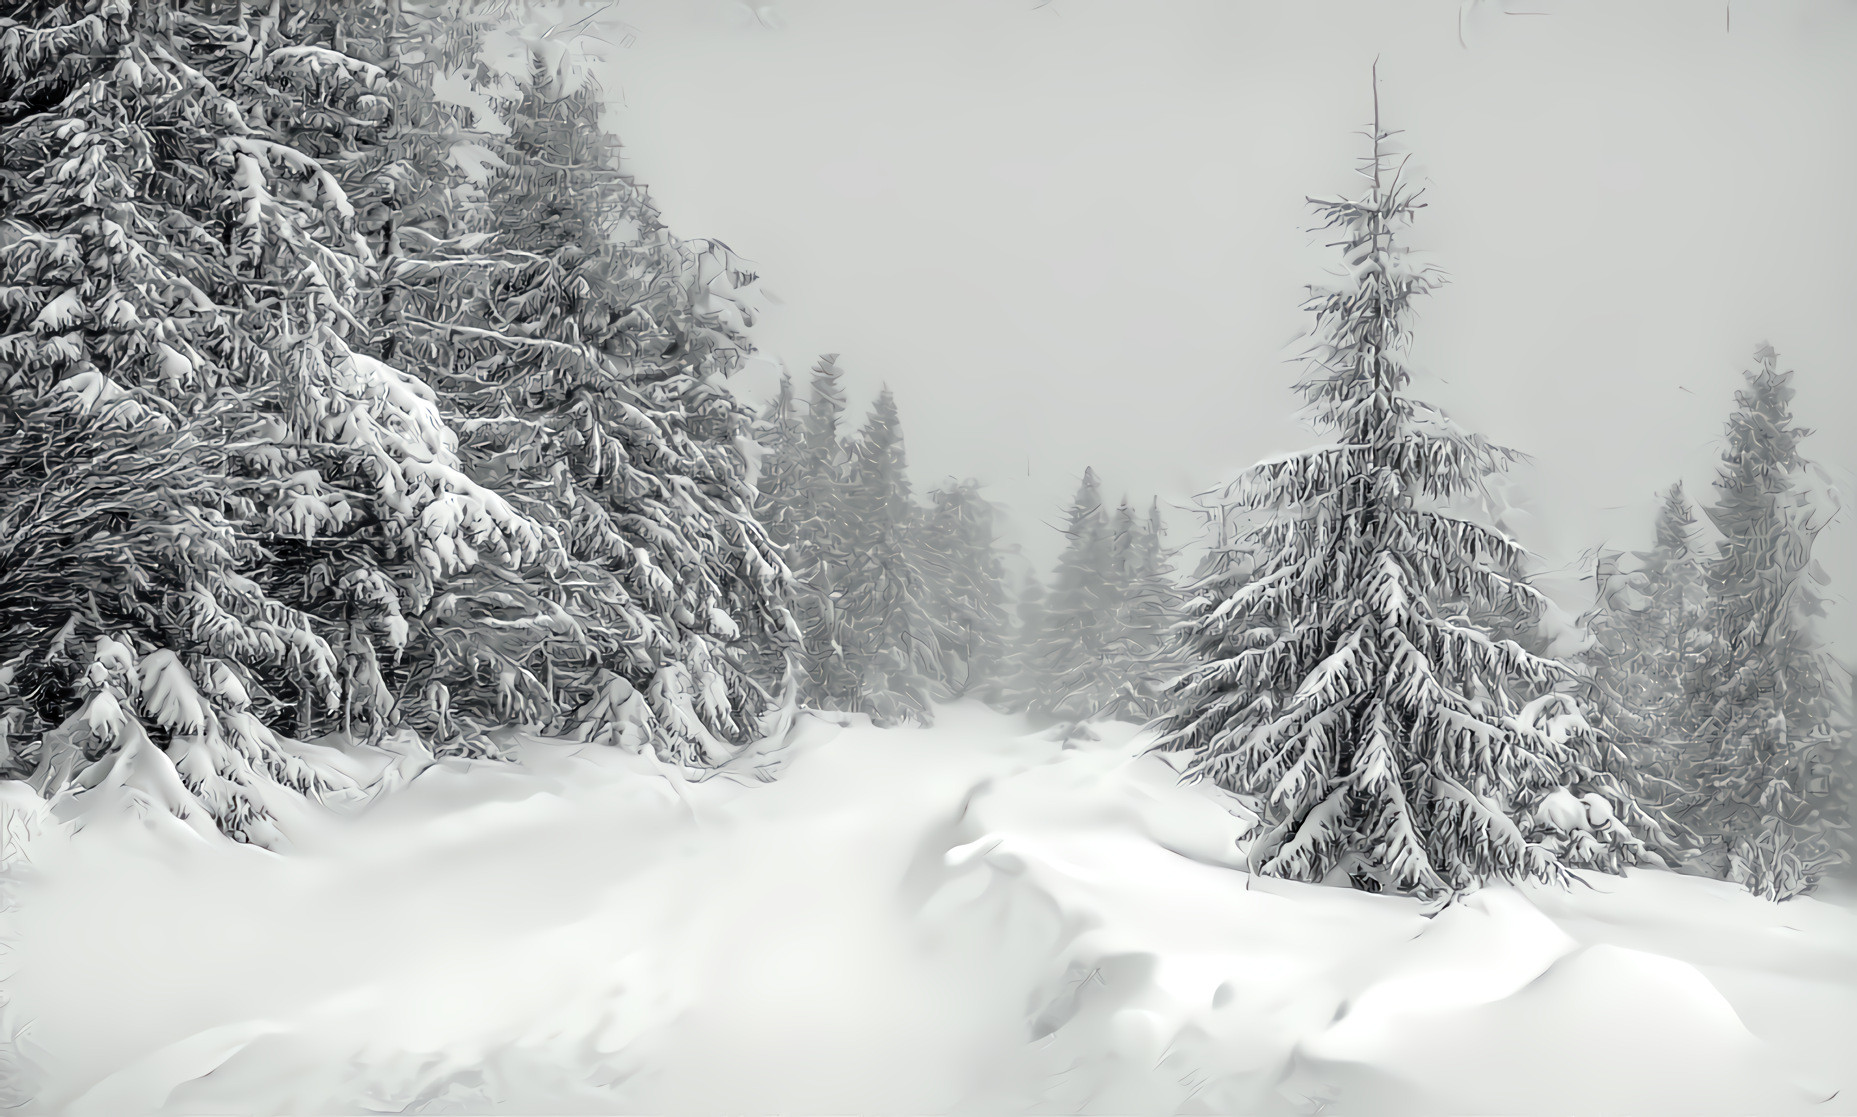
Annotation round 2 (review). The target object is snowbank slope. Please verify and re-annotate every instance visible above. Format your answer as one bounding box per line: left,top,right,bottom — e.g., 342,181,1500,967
6,704,1854,1114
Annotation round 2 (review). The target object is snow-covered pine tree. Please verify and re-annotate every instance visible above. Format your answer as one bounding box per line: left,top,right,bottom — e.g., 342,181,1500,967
1581,484,1707,813
365,40,635,745
753,373,805,552
744,371,806,688
1109,498,1187,719
1640,482,1709,740
1682,345,1849,898
194,0,544,749
1579,549,1661,763
358,33,792,762
1023,468,1127,722
1149,106,1663,897
1098,497,1152,719
327,0,503,369
834,386,941,725
196,0,552,750
786,354,860,711
921,478,1013,704
0,0,535,839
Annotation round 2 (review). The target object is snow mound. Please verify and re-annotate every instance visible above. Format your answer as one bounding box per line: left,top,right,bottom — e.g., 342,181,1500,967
1290,942,1805,1117
6,705,1855,1114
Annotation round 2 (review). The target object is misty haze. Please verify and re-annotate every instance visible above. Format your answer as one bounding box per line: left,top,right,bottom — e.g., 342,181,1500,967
0,1,1852,1114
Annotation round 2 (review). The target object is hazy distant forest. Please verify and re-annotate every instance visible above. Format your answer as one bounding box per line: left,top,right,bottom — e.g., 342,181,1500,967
0,0,1850,903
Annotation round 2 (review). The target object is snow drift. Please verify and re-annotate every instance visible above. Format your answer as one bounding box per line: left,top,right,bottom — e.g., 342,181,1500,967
4,704,1853,1115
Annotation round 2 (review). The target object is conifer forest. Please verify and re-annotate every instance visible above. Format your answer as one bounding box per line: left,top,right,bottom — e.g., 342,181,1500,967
0,2,1852,1114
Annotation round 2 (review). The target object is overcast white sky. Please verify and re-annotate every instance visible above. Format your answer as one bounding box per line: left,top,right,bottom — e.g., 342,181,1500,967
576,0,1856,662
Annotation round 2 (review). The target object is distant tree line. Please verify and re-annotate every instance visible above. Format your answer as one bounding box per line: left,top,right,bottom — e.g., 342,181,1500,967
747,358,1184,728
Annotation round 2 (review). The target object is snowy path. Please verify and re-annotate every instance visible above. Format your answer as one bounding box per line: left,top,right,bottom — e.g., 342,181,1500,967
5,704,1856,1115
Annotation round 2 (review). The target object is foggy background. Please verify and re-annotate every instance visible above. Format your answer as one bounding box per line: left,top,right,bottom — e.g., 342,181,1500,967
578,0,1855,663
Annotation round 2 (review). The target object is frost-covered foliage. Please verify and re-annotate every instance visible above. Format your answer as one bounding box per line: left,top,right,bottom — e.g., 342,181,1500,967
1014,470,1118,720
744,371,806,686
768,355,862,710
1579,482,1706,814
0,0,462,839
1105,497,1187,719
920,478,1014,704
19,635,359,847
830,387,941,725
0,0,795,837
752,373,805,554
1679,347,1850,899
1149,116,1665,898
344,23,792,763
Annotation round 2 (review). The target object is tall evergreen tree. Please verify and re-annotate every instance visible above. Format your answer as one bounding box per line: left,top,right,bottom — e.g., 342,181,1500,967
787,354,859,710
1099,496,1155,719
1580,483,1706,814
1641,482,1709,737
1681,345,1849,898
835,386,940,725
921,478,1013,704
1023,468,1126,721
1150,108,1662,897
745,371,805,688
1111,498,1187,718
1580,550,1660,758
337,31,791,762
0,0,537,839
753,373,804,552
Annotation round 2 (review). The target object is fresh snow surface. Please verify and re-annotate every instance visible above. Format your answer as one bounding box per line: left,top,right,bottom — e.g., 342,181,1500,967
4,703,1855,1115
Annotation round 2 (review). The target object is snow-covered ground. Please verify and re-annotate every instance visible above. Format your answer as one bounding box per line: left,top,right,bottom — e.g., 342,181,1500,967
3,704,1854,1115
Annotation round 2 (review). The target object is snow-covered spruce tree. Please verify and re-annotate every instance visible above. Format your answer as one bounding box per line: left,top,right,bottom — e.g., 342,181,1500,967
1681,346,1849,898
921,478,1014,704
1579,550,1661,759
744,371,806,688
1105,497,1187,719
1579,483,1706,813
1022,468,1128,722
752,372,805,553
265,0,541,744
785,354,861,711
260,2,582,745
1638,482,1709,746
325,0,501,369
0,0,542,839
133,0,538,754
1149,113,1664,897
833,386,941,725
1095,497,1154,720
172,0,543,750
363,38,792,762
